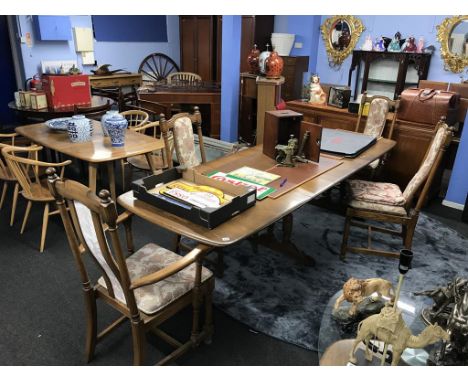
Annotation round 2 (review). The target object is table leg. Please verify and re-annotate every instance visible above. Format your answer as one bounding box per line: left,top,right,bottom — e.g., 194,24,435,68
249,213,315,266
107,162,117,201
88,163,98,194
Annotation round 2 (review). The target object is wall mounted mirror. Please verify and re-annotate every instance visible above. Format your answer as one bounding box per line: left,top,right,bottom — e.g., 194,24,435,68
321,15,364,67
437,15,468,73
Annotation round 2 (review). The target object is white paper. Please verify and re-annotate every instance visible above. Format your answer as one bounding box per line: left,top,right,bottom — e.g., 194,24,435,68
81,51,95,66
73,27,94,52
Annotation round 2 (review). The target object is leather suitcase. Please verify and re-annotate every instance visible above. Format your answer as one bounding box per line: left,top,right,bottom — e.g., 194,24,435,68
398,88,459,126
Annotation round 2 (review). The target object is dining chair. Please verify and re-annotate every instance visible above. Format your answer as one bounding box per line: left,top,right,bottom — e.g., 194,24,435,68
340,119,453,260
120,109,149,129
46,168,214,365
166,72,202,85
0,133,30,226
355,92,400,178
2,145,71,252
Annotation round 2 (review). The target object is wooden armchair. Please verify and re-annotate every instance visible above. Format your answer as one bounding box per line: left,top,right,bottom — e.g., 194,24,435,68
166,72,202,85
46,168,214,365
2,145,71,252
340,119,453,260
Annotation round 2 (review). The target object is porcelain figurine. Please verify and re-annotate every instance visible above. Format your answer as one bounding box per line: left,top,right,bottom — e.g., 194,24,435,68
373,37,386,52
105,113,128,147
67,115,92,143
100,110,119,136
265,49,284,79
387,32,403,52
247,44,261,74
361,35,373,51
402,36,417,52
417,37,425,53
258,43,271,75
308,74,327,105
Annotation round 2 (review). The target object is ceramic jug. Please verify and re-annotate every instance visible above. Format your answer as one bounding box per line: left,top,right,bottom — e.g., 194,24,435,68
264,49,284,79
258,44,271,75
101,110,119,136
247,44,260,74
67,115,92,143
105,113,128,147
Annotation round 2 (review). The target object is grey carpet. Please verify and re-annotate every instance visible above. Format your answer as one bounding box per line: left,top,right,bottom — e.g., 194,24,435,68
212,203,468,352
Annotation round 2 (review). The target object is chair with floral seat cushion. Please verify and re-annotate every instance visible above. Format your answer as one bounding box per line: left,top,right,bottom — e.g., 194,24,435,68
340,119,453,260
46,168,214,365
355,92,400,176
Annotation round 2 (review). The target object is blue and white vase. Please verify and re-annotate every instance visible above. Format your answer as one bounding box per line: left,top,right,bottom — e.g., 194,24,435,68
105,113,128,147
100,110,119,136
67,115,92,143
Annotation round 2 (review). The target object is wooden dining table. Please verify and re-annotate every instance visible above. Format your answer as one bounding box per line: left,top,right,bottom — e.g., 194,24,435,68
16,120,164,200
117,139,396,265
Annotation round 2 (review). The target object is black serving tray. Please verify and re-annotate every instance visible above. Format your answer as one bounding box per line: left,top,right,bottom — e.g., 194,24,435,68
132,168,257,229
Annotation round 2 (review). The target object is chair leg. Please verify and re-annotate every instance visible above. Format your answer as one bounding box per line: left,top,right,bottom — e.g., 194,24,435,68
120,159,126,192
340,213,352,261
403,218,417,250
0,182,7,211
190,261,203,346
39,203,50,253
20,200,33,234
10,183,19,226
173,234,182,253
123,215,134,254
131,320,146,366
84,287,98,363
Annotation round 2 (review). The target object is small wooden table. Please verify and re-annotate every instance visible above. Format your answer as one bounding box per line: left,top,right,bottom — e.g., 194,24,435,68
89,73,142,89
16,121,164,200
8,96,113,123
117,139,395,251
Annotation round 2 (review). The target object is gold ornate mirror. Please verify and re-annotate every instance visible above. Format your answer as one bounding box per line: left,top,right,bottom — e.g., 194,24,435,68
437,15,468,73
321,15,365,67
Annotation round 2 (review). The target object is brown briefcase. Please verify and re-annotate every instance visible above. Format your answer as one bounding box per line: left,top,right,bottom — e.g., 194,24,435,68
398,88,459,126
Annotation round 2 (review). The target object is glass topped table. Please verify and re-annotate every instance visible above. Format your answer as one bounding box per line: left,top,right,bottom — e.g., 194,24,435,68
319,289,434,366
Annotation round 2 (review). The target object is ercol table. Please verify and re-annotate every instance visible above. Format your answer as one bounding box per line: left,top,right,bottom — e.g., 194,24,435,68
138,81,221,139
16,121,164,200
117,139,396,262
8,96,113,122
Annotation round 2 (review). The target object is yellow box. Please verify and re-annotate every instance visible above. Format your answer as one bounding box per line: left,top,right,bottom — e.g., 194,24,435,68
19,91,33,108
30,93,48,110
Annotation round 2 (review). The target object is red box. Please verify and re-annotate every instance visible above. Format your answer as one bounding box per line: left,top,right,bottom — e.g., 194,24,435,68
42,75,91,110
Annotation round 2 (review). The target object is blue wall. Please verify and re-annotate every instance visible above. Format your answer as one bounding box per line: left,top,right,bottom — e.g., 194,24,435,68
315,15,463,86
220,16,242,142
16,15,180,79
445,112,468,208
273,15,321,74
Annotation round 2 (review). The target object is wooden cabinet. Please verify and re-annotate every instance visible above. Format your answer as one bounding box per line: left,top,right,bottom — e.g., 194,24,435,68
179,16,222,82
281,56,309,101
348,51,431,100
239,16,275,73
286,100,438,190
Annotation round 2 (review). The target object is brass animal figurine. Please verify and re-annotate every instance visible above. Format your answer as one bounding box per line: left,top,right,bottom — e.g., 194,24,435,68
91,64,130,76
275,135,298,167
349,306,449,365
334,277,395,316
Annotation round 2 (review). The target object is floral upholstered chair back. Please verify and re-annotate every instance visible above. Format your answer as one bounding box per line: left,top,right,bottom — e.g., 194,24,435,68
364,98,390,138
402,121,451,206
173,116,201,168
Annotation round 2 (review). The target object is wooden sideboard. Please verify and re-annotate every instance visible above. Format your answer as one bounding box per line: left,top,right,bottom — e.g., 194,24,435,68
286,100,439,190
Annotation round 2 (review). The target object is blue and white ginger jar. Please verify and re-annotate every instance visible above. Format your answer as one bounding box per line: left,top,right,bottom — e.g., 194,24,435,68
100,110,119,136
67,115,92,143
105,113,128,147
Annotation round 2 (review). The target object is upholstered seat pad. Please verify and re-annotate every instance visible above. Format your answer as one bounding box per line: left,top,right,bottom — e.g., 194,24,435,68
348,179,405,206
98,243,212,315
349,199,407,216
